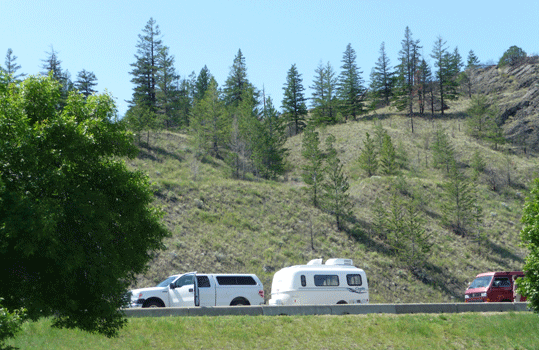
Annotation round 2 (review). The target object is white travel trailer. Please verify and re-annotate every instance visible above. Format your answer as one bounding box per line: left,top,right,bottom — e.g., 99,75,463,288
268,258,369,306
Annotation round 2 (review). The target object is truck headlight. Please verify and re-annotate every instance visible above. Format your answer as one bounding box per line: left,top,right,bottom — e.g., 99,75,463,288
481,293,487,297
465,295,469,299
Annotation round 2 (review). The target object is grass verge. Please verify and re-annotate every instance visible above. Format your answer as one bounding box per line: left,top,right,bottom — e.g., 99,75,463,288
6,312,538,349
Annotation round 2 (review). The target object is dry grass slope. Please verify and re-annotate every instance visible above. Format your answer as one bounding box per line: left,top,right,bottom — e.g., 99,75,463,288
127,81,539,304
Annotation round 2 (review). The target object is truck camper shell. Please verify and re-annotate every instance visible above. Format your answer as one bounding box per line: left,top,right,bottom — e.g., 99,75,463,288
268,258,369,306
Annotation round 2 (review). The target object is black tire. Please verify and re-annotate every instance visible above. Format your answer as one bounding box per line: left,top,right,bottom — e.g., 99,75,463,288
230,298,250,306
336,300,347,305
143,299,163,308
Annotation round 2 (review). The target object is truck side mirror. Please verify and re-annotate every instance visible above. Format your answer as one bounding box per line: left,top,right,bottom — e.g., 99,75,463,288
170,283,176,290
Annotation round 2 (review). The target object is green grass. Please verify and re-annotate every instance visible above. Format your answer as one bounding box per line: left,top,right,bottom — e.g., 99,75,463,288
6,313,538,349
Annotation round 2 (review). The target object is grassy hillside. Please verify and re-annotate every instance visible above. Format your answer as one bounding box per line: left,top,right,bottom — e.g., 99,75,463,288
127,91,537,304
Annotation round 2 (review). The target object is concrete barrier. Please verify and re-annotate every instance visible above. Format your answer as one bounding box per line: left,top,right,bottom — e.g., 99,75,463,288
123,302,531,318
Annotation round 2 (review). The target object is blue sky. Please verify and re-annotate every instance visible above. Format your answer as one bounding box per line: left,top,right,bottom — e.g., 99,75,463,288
1,1,538,116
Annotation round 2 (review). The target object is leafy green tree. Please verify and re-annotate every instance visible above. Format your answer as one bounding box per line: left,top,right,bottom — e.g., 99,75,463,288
498,45,527,67
74,69,98,98
223,49,258,108
310,61,338,125
0,75,169,337
281,63,308,136
338,43,365,120
518,178,539,313
370,42,394,107
358,132,378,177
322,134,352,231
129,18,163,113
441,164,482,235
301,125,324,207
3,48,25,83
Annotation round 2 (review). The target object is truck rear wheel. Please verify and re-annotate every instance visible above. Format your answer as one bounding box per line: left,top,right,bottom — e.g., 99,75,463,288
143,299,164,308
230,298,250,306
337,300,347,304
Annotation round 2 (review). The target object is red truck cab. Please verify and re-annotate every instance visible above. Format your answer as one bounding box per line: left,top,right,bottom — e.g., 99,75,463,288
465,271,525,302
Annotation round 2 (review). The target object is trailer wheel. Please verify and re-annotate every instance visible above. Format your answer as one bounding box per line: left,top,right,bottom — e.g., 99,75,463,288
336,300,347,305
230,297,250,306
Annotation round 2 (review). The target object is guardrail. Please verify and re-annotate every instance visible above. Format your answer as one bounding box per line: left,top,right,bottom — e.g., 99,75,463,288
123,302,530,318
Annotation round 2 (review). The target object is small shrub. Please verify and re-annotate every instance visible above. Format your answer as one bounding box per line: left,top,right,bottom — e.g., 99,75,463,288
0,298,27,346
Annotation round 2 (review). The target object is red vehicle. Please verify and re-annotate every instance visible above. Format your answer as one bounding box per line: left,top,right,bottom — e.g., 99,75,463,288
465,271,525,302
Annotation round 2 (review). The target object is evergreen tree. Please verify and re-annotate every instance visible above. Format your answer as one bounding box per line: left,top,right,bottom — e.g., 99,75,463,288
379,133,398,175
417,59,433,115
223,49,258,108
431,37,460,115
441,164,483,236
251,96,288,179
498,45,527,67
310,61,338,125
129,18,162,113
358,132,378,177
3,48,25,83
74,69,98,98
370,42,394,107
156,46,181,129
466,50,480,69
194,65,212,102
282,64,308,136
189,80,227,159
431,129,455,173
394,27,421,117
322,134,352,231
41,47,73,109
338,43,365,120
301,125,324,207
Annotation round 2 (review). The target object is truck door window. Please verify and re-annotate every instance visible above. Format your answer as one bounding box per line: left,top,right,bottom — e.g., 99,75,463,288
301,275,306,287
314,275,339,287
347,274,362,286
174,274,194,288
197,276,211,288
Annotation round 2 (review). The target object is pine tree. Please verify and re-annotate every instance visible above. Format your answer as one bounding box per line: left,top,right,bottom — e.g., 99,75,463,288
466,50,480,69
431,37,460,115
322,135,352,231
394,27,421,117
189,80,227,160
156,46,180,129
379,133,398,175
301,125,324,208
358,132,378,177
441,164,483,236
194,65,212,102
431,129,455,173
74,69,98,98
370,42,394,107
223,49,258,108
129,18,163,113
338,43,365,120
310,61,338,125
41,47,73,109
3,48,25,83
281,64,308,136
251,96,288,179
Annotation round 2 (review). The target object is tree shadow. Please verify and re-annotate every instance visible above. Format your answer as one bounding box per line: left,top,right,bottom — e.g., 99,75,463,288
483,238,525,265
137,144,184,163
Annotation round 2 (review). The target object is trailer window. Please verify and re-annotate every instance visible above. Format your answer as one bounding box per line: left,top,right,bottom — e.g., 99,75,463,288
301,275,306,287
216,276,257,285
197,275,211,288
314,275,339,287
347,274,362,286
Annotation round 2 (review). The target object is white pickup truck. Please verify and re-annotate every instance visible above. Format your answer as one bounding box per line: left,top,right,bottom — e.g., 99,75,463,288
128,272,265,308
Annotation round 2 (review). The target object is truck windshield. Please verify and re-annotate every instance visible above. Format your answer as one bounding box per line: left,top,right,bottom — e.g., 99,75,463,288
469,276,492,289
157,276,177,287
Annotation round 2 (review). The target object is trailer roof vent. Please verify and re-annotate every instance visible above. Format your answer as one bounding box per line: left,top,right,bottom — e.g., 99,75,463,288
307,258,323,265
325,258,353,266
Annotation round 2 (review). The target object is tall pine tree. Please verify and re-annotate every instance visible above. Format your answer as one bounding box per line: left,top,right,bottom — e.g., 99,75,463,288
370,42,394,107
338,43,365,120
282,64,308,136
